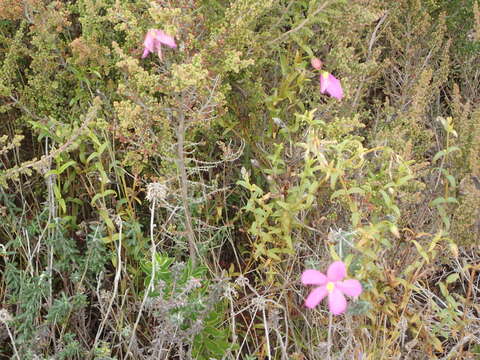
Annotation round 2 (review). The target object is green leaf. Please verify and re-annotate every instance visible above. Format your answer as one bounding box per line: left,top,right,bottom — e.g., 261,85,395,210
276,200,290,210
331,188,347,199
101,232,120,244
331,187,365,200
430,197,457,207
432,146,460,162
266,249,281,261
439,282,449,297
66,197,83,206
351,211,360,227
330,171,340,189
86,151,99,164
347,299,371,315
395,174,414,187
56,160,77,176
412,240,429,263
432,150,446,163
59,198,66,214
91,189,117,206
437,205,450,229
98,209,114,230
53,183,62,201
446,273,459,284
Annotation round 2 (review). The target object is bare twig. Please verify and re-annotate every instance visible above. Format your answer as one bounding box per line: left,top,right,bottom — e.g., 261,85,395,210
91,218,123,356
176,95,198,267
125,197,158,359
3,97,102,179
5,323,20,360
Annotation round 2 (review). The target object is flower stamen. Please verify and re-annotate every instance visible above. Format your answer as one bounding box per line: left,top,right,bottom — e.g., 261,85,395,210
326,282,335,293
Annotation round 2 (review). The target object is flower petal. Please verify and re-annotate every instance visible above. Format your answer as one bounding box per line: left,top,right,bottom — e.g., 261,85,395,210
143,30,157,52
326,74,343,100
337,279,362,297
319,72,329,93
301,269,327,286
156,30,177,48
328,288,347,315
327,261,346,281
304,286,328,309
141,48,151,59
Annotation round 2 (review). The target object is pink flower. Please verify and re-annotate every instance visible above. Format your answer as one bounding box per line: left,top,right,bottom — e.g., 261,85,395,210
311,57,323,70
319,71,344,100
301,261,362,315
142,29,177,59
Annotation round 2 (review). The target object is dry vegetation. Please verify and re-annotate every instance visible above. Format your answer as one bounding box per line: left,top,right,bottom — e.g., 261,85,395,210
0,0,479,359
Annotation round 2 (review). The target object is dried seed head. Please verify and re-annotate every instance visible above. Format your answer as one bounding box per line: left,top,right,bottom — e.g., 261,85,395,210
222,284,238,300
146,182,168,203
0,309,12,323
252,296,267,310
113,214,122,227
235,274,249,287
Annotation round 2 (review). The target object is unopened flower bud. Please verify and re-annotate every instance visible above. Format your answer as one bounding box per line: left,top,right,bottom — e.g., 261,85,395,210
311,57,323,70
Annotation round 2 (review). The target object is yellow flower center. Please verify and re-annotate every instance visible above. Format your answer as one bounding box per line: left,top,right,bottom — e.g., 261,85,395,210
326,282,335,293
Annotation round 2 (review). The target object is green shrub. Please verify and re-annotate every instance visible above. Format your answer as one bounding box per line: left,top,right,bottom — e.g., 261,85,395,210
0,0,479,358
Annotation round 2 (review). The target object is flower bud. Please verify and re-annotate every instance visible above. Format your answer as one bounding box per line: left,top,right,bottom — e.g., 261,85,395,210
311,57,323,70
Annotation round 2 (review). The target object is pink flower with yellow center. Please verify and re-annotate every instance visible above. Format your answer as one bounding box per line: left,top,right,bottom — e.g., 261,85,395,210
319,71,344,100
142,29,177,60
301,261,362,315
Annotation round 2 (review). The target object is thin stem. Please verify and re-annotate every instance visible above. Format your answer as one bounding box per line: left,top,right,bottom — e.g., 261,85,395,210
91,219,123,356
125,199,157,359
176,98,198,267
327,312,333,360
5,323,20,360
45,136,57,350
435,124,450,192
262,307,272,360
443,132,450,198
457,267,476,359
229,295,237,345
